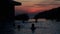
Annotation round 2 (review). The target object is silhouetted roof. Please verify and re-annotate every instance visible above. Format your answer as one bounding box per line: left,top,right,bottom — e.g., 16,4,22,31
12,1,21,5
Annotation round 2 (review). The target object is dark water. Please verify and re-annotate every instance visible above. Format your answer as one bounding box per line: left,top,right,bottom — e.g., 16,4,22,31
14,20,60,34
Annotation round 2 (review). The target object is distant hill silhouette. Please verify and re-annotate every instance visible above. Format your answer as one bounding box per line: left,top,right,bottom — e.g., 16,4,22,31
15,14,29,23
34,7,60,22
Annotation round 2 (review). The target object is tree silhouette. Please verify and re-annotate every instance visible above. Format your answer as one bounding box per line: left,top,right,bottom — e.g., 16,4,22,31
15,14,29,23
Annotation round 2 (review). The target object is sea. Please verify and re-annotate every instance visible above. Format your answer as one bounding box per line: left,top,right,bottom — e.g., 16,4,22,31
14,19,60,34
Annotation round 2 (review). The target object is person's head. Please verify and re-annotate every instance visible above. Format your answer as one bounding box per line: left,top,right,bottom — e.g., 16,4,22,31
32,24,34,26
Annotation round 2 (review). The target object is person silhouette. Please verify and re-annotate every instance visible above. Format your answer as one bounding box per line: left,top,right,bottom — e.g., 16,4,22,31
31,24,36,33
17,25,20,31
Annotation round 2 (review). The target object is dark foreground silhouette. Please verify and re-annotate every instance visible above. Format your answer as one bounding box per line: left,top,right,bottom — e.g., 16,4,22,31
0,0,21,34
31,24,36,33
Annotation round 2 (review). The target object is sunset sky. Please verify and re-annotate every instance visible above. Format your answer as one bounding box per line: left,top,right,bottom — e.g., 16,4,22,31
14,0,60,16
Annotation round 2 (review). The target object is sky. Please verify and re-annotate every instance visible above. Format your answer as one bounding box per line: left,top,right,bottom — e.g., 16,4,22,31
14,0,60,16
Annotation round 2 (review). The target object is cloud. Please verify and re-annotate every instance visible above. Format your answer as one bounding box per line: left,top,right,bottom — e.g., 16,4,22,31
34,1,60,8
35,1,60,4
34,4,60,7
23,6,35,7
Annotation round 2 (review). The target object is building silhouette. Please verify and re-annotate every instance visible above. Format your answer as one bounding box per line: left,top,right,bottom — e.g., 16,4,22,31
0,0,21,34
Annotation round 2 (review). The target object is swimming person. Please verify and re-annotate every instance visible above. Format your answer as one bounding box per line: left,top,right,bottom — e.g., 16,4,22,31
31,24,36,33
17,25,20,31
